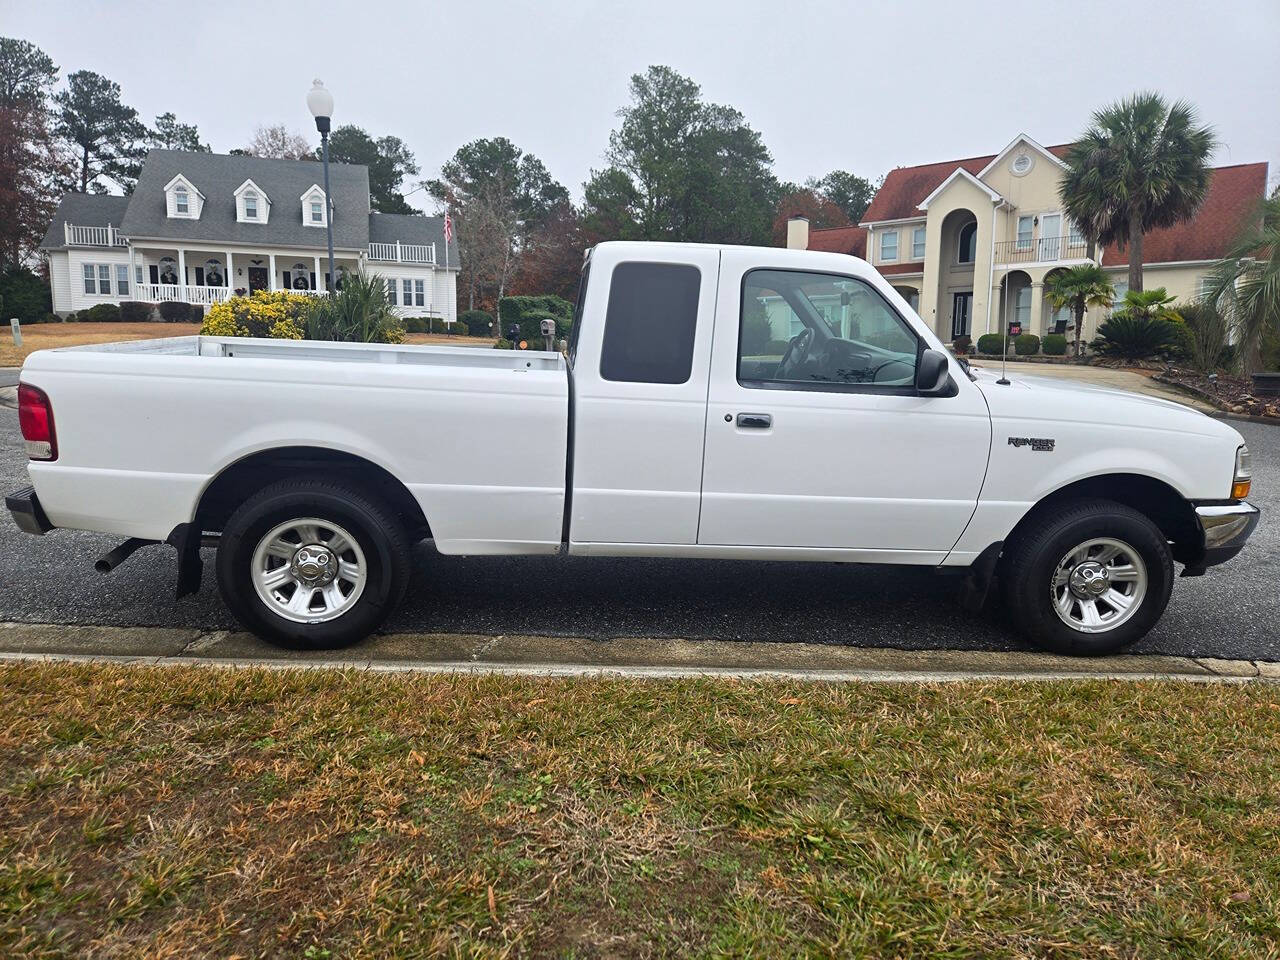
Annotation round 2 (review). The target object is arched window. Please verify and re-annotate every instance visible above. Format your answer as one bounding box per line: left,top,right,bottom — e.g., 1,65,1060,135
174,186,189,215
957,222,977,264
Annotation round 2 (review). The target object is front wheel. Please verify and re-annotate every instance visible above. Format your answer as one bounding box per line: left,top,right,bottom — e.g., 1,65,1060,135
215,479,411,649
1001,499,1173,655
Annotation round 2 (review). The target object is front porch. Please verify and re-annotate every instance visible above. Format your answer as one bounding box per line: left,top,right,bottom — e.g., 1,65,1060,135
126,245,363,308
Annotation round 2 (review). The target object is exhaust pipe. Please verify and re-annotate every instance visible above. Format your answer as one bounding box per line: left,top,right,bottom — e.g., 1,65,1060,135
95,538,156,574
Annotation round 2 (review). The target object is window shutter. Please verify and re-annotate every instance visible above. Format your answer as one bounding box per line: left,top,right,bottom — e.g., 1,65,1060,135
194,267,205,286
309,272,317,289
149,265,159,284
283,271,291,289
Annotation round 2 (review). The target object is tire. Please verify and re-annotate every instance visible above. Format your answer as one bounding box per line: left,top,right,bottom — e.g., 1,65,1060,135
215,478,411,650
1001,499,1173,656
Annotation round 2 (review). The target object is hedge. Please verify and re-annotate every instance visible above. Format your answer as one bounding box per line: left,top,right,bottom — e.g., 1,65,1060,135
82,303,121,323
158,301,197,324
976,333,1005,355
0,266,52,325
952,335,972,355
120,301,155,323
1042,333,1068,356
460,309,495,337
1014,333,1041,356
498,294,573,344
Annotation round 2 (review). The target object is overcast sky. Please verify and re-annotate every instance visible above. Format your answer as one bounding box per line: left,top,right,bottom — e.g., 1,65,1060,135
5,0,1278,210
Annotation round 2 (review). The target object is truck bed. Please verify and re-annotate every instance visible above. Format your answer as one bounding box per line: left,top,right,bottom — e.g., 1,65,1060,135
56,334,567,373
20,335,570,552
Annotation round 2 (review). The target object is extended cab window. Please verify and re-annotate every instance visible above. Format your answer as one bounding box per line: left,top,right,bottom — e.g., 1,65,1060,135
739,269,918,390
600,262,700,384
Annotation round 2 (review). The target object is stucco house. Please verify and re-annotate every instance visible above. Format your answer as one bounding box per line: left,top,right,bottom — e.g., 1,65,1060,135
790,134,1268,344
39,149,459,320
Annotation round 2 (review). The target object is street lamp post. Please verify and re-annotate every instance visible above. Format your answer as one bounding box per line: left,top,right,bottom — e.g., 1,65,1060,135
307,80,336,297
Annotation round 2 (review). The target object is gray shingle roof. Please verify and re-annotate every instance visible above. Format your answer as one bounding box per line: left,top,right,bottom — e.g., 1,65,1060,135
368,213,459,266
118,149,371,249
39,194,131,249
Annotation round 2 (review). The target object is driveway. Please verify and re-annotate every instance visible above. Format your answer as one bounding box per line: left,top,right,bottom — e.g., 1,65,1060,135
969,359,1218,411
1,406,1275,661
0,368,18,390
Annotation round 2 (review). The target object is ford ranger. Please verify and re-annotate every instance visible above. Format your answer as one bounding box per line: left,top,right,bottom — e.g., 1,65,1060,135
7,242,1259,654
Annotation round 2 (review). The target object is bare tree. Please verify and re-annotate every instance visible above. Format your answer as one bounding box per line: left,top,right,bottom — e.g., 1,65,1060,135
246,124,312,160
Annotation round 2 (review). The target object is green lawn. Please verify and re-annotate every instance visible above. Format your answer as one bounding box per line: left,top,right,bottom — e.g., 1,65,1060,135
2,663,1278,957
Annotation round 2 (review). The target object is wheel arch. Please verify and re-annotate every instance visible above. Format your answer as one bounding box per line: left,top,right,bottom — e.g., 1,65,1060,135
1005,472,1201,565
194,446,431,541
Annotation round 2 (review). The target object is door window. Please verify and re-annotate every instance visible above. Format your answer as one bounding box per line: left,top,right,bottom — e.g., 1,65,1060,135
739,270,918,391
600,261,701,384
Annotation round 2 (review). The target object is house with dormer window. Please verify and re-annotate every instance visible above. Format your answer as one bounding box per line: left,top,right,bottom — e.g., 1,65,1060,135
39,149,459,319
789,133,1268,344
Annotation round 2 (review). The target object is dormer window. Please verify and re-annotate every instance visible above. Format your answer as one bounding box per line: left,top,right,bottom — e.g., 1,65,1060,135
301,184,328,227
234,178,270,224
164,174,204,219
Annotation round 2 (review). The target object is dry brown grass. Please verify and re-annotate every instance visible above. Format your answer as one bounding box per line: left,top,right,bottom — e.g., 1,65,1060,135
0,323,201,367
403,332,497,347
1,664,1278,958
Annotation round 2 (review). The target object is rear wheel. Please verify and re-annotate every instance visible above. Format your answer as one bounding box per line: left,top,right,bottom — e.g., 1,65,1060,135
1001,499,1173,655
215,479,410,649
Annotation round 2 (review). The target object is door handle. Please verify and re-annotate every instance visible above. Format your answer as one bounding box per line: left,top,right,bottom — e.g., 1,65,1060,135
736,413,772,429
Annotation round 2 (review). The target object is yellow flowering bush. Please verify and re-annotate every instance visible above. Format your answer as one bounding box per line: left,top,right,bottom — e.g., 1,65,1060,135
199,290,313,339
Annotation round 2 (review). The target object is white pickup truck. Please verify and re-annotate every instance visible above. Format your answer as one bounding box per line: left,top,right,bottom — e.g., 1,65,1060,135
8,242,1259,654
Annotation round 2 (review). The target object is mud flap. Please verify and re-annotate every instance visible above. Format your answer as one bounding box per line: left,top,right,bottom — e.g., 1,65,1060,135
166,522,203,598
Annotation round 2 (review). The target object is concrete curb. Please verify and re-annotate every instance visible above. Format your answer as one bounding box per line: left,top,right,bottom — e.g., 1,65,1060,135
0,386,15,409
0,622,1275,683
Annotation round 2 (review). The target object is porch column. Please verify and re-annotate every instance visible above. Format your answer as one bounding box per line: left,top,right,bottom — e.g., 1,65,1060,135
1029,281,1045,335
128,246,137,296
269,254,277,291
313,255,321,291
225,251,234,295
177,248,187,302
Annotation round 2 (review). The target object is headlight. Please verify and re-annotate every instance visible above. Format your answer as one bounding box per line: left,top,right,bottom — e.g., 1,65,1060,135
1231,445,1251,500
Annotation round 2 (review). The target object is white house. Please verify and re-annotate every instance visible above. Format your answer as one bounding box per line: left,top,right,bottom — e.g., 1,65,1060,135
40,149,459,320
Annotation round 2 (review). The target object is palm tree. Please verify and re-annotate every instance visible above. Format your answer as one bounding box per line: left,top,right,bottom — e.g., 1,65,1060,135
1112,287,1182,324
1203,192,1280,372
1044,264,1115,358
1060,92,1216,293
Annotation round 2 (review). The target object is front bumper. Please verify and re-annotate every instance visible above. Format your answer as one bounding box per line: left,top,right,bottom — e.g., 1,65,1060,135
1195,501,1260,567
5,486,53,536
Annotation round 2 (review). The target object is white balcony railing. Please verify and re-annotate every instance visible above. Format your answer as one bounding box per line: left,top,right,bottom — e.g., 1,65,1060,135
65,223,127,247
368,241,436,264
995,235,1090,265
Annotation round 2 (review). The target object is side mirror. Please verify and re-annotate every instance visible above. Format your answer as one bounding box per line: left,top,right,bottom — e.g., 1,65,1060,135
915,348,953,396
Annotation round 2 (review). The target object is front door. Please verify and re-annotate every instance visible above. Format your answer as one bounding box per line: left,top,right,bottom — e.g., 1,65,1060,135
248,267,269,292
951,292,972,339
698,253,992,560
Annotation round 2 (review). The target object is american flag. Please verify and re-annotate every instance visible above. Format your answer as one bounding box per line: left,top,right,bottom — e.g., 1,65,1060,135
443,211,453,243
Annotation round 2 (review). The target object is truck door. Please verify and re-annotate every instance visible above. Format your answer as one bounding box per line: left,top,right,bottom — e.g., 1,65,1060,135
567,244,721,546
697,250,991,561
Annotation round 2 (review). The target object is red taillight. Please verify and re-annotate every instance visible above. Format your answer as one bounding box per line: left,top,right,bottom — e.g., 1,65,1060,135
17,383,57,461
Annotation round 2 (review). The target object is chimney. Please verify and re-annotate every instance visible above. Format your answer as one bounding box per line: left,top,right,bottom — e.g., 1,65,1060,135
786,215,810,250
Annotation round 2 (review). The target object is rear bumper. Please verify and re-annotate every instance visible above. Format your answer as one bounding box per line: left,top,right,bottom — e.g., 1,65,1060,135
1195,501,1260,568
6,486,54,536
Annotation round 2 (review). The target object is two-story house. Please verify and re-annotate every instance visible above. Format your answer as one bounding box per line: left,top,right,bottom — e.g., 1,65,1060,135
39,149,459,321
791,134,1268,344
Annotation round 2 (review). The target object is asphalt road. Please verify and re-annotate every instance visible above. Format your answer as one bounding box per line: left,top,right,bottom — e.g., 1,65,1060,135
0,368,18,388
1,406,1276,659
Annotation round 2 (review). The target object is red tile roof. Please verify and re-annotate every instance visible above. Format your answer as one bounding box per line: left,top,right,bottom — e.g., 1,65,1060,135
806,224,866,257
1100,162,1268,266
861,144,1072,223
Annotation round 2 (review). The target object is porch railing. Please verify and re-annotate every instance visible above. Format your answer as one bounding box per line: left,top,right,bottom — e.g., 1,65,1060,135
995,235,1090,264
368,241,437,264
65,223,127,247
132,283,230,305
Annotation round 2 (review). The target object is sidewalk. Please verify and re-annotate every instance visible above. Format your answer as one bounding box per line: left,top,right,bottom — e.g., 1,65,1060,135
1,622,1274,682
